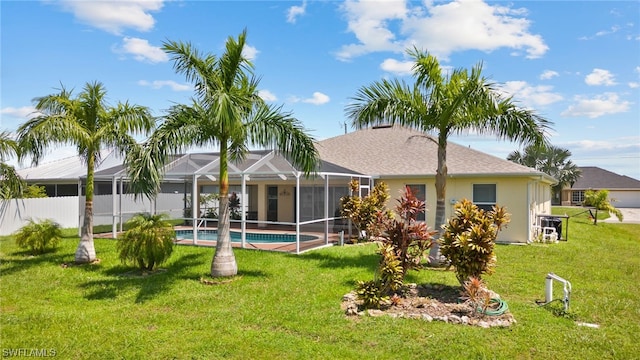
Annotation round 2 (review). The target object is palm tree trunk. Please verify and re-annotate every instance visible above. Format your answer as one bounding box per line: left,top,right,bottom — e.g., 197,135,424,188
429,133,448,265
75,154,96,263
211,141,238,277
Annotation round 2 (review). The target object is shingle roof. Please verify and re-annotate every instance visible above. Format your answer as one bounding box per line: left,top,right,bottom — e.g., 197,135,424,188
572,166,640,190
316,125,553,181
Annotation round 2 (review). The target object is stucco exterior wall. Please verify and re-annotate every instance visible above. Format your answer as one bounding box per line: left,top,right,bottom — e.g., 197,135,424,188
377,176,551,244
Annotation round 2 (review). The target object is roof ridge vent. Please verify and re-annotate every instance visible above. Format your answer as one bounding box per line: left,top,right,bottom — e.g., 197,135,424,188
372,124,393,129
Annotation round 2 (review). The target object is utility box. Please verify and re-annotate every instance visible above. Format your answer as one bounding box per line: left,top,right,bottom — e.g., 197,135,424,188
541,216,563,240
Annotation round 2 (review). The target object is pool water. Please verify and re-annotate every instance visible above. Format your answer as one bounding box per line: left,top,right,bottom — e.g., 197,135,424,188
175,229,318,243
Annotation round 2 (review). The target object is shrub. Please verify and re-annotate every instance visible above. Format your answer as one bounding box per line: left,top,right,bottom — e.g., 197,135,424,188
355,186,435,309
355,280,388,309
373,186,435,275
117,213,176,271
340,180,390,241
584,189,623,222
14,219,62,255
440,199,510,285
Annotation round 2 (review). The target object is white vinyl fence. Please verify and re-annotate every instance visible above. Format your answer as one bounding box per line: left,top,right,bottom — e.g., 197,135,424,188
1,193,185,236
0,197,79,235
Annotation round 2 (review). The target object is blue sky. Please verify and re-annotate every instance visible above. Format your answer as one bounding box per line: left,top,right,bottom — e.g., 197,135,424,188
2,0,639,180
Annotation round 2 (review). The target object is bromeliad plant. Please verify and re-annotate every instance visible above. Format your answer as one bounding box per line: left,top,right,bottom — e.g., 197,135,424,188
116,213,176,271
440,199,510,285
14,218,62,255
355,186,435,309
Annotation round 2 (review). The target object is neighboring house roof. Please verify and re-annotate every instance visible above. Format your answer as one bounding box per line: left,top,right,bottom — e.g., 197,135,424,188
571,166,640,190
316,125,555,182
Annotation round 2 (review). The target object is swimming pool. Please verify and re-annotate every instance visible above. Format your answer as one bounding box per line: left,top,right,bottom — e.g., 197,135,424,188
175,229,318,243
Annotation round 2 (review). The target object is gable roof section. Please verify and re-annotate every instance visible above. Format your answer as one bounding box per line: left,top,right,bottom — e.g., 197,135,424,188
572,166,640,190
316,126,554,182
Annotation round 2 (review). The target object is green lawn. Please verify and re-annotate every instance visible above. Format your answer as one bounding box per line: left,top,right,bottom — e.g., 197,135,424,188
1,207,639,359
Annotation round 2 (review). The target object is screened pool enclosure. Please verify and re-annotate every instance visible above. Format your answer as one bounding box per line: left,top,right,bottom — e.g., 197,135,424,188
89,150,372,254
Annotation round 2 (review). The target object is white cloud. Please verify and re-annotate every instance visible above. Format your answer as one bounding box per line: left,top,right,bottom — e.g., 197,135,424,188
561,92,631,118
243,44,259,61
302,92,330,105
337,0,547,61
539,70,559,80
585,68,617,86
380,58,414,75
119,37,168,63
289,92,330,105
0,106,37,118
499,81,563,108
629,82,640,89
258,90,277,102
595,25,621,37
336,0,408,60
138,80,191,91
565,138,640,152
287,1,306,24
58,0,164,35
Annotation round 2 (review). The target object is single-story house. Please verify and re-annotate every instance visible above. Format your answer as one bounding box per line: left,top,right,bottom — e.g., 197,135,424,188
561,166,640,208
316,125,557,243
7,125,555,245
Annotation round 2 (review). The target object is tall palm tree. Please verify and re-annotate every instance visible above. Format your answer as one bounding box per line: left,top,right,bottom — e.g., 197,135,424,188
0,131,25,199
346,47,551,265
126,30,319,277
508,144,581,204
17,82,154,263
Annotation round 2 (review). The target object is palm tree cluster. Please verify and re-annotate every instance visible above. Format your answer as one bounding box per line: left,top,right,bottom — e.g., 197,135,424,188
8,30,553,276
507,144,581,204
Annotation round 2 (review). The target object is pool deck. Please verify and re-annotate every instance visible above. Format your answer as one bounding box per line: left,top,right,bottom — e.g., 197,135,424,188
98,224,345,254
173,225,342,253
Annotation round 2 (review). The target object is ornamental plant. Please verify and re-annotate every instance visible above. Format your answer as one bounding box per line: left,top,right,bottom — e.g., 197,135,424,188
373,185,436,275
14,218,62,255
584,189,623,222
340,179,391,241
355,186,435,309
440,199,510,285
117,213,176,271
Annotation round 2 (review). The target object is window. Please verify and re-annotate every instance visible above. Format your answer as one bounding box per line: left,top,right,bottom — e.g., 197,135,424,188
571,190,585,204
473,184,496,212
406,184,426,222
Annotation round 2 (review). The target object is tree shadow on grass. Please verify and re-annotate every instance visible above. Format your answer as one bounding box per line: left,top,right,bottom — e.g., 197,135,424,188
80,253,270,303
80,253,206,303
0,249,71,277
296,250,379,272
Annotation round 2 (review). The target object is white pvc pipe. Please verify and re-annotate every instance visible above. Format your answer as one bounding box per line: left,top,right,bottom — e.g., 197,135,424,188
545,272,572,310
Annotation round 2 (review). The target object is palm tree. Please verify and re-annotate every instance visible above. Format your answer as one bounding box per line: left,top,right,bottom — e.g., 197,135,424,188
0,131,25,199
17,82,154,263
346,47,551,265
507,144,581,204
126,30,319,277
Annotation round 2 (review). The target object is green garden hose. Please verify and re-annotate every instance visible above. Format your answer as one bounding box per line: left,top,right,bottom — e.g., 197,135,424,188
477,298,509,316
